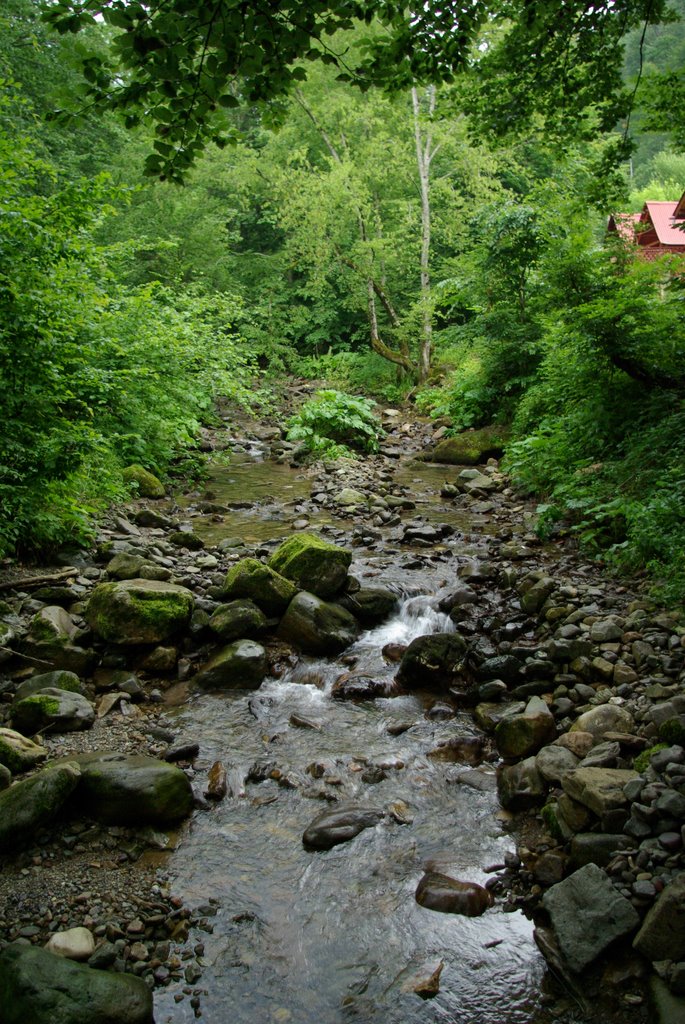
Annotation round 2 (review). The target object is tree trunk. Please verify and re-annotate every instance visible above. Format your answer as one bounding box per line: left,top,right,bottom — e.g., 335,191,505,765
412,85,436,383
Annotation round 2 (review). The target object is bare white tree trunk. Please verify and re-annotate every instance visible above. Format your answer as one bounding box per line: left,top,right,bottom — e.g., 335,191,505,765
412,84,437,383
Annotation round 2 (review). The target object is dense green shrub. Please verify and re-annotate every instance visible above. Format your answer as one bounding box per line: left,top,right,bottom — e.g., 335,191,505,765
286,390,384,459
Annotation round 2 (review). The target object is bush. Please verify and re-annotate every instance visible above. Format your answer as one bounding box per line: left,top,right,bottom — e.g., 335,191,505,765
286,390,384,459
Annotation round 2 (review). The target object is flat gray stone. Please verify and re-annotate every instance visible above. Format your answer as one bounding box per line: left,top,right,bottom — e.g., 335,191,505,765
634,872,685,962
543,863,639,973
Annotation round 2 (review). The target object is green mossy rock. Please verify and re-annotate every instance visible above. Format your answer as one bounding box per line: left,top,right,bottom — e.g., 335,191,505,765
277,591,360,656
339,587,398,626
268,533,352,599
0,943,154,1024
0,727,48,774
194,639,268,690
209,599,267,642
424,425,509,466
220,557,297,615
0,762,81,853
66,752,194,825
11,688,95,735
15,671,85,701
122,464,165,499
86,578,194,645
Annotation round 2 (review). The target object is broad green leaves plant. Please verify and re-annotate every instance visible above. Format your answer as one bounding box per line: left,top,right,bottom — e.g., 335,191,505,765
287,389,383,459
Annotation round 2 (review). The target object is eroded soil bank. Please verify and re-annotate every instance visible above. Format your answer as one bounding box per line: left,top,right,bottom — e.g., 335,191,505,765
0,387,683,1024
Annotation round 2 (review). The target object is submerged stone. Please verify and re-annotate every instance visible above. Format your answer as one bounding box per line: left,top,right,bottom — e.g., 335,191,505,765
415,871,493,917
302,805,384,850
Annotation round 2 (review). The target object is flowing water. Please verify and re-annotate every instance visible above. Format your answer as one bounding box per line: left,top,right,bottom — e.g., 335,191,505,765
155,447,556,1024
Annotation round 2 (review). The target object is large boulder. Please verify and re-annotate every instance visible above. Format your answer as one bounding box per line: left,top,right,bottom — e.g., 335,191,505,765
268,533,352,599
208,600,267,642
220,557,298,616
0,943,154,1024
422,425,509,466
396,633,468,692
15,671,85,701
542,863,640,973
65,752,193,825
86,578,194,645
194,639,267,690
11,688,95,735
122,463,165,498
0,763,81,853
302,804,384,850
0,727,48,773
415,871,493,917
278,592,360,656
495,696,556,759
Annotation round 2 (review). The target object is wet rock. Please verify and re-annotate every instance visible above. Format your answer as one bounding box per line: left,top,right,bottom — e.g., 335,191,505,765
278,592,360,656
339,586,398,625
208,599,267,642
268,533,352,599
0,762,81,853
334,487,368,507
220,557,298,615
494,696,556,759
169,530,205,551
542,864,639,973
476,654,523,686
497,756,546,811
302,804,385,850
205,761,228,800
65,752,194,825
634,873,685,962
396,633,468,692
331,674,393,700
86,579,194,645
122,463,165,499
0,942,154,1024
0,727,47,773
561,767,638,817
45,927,95,961
194,639,268,690
415,871,493,916
11,688,95,735
520,577,556,615
405,960,444,999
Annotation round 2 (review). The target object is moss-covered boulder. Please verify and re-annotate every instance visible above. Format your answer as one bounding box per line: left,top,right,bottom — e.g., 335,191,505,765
122,464,165,498
15,671,85,701
268,533,352,599
423,425,509,466
209,599,267,642
396,633,468,692
66,752,193,825
22,608,96,675
11,688,95,735
86,578,194,645
0,762,81,853
0,943,154,1024
0,727,48,774
278,592,360,655
194,639,268,690
220,557,298,615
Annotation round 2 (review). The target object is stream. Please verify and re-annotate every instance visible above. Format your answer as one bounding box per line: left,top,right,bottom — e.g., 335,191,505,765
153,442,557,1024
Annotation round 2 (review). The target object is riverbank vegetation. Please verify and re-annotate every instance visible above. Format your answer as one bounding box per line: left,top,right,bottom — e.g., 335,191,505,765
1,0,685,601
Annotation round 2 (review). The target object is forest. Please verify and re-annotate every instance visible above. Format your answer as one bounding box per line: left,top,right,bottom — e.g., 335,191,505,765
2,0,685,601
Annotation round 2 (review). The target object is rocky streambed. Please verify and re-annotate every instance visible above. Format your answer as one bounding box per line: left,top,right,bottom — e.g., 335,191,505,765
0,393,684,1024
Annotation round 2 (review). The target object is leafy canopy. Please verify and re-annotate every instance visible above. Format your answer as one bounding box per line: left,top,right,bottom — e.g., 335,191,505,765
41,0,672,179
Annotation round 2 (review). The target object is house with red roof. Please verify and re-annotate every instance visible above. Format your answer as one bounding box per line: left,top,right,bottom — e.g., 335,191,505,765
607,191,685,259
